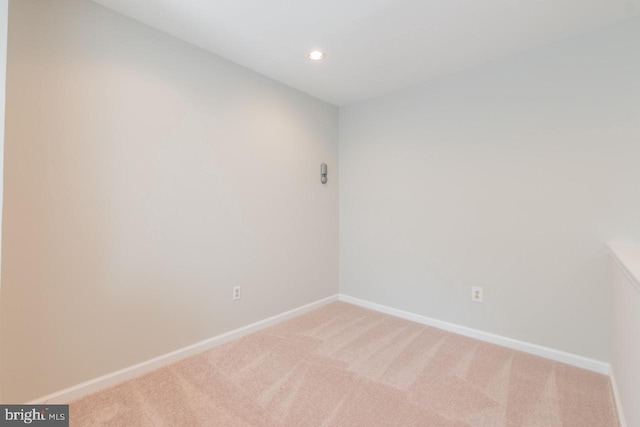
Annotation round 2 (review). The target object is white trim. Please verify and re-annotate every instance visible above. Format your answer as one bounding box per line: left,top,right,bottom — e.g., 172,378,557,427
608,242,640,294
26,292,612,405
338,294,609,374
26,294,339,404
609,366,627,427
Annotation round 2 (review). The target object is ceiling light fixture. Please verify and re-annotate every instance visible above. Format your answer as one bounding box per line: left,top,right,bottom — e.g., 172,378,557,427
308,50,326,61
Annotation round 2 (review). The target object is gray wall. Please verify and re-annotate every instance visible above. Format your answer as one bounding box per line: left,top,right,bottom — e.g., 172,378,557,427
339,17,640,362
1,0,338,403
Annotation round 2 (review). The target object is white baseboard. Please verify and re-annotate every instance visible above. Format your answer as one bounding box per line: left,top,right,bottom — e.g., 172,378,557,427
609,366,627,427
338,294,609,375
27,294,339,404
27,292,612,405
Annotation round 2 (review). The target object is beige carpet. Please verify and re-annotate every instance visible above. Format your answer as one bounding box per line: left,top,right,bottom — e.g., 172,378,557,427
70,302,619,426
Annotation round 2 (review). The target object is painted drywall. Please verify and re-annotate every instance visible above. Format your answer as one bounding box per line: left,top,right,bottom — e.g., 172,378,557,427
609,243,640,427
340,17,640,361
0,0,8,405
1,0,338,403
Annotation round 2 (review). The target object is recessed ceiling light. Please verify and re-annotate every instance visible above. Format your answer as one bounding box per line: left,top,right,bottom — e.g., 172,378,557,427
308,50,326,61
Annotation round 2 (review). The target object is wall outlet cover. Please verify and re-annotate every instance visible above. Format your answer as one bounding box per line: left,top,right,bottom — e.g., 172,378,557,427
472,286,483,303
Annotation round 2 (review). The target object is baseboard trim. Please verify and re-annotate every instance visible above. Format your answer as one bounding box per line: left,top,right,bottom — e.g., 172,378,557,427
27,293,611,404
609,366,627,427
338,294,609,375
27,294,339,404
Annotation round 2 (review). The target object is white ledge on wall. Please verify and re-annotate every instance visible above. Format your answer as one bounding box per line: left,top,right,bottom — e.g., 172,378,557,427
608,241,640,293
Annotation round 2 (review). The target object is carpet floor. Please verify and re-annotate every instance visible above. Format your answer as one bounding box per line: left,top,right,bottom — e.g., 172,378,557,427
70,302,619,426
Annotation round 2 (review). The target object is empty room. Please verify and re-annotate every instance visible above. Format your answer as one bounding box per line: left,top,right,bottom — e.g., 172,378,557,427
0,0,639,426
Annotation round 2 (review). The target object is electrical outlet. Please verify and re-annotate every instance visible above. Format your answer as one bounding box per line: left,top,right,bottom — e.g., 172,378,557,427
233,286,241,301
471,286,483,303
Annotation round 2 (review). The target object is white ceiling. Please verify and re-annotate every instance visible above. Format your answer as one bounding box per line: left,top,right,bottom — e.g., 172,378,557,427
91,0,640,106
